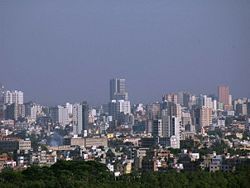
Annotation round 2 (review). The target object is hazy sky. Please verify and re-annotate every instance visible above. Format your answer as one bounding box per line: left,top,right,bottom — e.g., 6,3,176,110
1,0,250,105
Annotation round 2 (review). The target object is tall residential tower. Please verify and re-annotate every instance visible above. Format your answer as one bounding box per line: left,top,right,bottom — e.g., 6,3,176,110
110,78,128,101
218,85,232,110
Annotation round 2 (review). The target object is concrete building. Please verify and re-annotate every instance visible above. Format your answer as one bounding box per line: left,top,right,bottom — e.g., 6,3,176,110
110,78,128,101
5,103,25,120
50,105,69,126
18,140,32,150
200,106,212,132
108,99,131,123
152,119,163,137
85,137,108,148
218,86,232,110
0,138,31,152
162,109,169,137
182,111,194,132
169,116,180,149
64,136,108,148
162,93,178,104
73,102,89,136
25,102,43,122
147,102,161,120
4,90,24,105
177,92,190,107
203,95,213,109
235,103,248,116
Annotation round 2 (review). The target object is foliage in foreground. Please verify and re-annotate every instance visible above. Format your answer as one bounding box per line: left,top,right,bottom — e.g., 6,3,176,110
0,160,249,188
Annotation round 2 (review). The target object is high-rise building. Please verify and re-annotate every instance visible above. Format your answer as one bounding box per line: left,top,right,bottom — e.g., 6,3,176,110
247,100,250,116
65,103,73,115
177,92,190,107
235,103,248,116
50,105,69,126
161,103,181,148
161,109,169,137
0,84,4,103
167,102,181,119
162,93,178,104
218,85,233,110
73,102,89,136
108,99,131,124
109,78,131,126
0,84,4,120
213,99,217,112
202,95,213,109
170,117,180,149
25,102,42,122
200,106,212,133
152,119,163,137
110,78,128,101
12,90,24,105
218,86,229,104
5,103,18,120
4,90,24,105
191,105,201,132
4,90,13,104
181,111,194,132
117,100,131,115
147,102,161,120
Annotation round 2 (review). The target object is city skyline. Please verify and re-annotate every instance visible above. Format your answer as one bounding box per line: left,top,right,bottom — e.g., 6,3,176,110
0,80,247,106
1,1,250,184
1,0,249,105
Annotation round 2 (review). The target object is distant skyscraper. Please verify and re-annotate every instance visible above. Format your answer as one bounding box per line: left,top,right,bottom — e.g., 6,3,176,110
161,109,169,137
218,85,232,110
5,103,24,120
162,93,178,104
0,84,4,103
50,105,69,126
0,84,4,120
3,90,24,105
110,78,128,101
218,86,230,105
73,102,89,136
5,103,18,120
161,103,181,148
109,78,131,126
147,102,161,120
169,117,180,149
200,106,212,133
25,102,42,122
152,119,163,137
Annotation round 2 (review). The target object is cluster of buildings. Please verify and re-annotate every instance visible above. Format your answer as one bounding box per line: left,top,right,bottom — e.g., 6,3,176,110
0,80,249,174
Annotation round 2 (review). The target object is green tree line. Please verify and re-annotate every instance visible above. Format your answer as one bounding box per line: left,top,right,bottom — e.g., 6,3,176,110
0,160,249,188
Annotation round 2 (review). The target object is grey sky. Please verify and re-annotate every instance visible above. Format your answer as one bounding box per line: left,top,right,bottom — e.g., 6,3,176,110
1,0,250,105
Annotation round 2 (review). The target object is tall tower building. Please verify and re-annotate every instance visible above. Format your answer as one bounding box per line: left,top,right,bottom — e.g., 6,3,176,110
169,116,181,149
50,106,69,126
73,102,89,136
200,106,212,133
0,84,4,103
109,78,131,125
110,78,128,101
0,84,4,120
161,109,169,137
161,103,181,148
4,90,24,105
162,93,178,104
152,119,163,137
12,90,24,105
5,103,18,120
218,86,230,105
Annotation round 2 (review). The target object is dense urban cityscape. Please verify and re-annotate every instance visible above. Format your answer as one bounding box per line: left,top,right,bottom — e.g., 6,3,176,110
1,0,250,187
0,78,249,184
